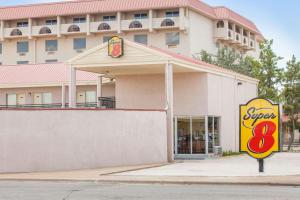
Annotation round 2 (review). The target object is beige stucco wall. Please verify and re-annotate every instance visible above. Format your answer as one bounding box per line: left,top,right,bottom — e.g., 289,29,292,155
0,109,167,173
115,73,208,116
206,73,258,151
188,10,217,56
0,84,115,105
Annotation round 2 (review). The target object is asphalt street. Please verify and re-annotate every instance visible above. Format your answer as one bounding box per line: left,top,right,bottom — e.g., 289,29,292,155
0,181,299,200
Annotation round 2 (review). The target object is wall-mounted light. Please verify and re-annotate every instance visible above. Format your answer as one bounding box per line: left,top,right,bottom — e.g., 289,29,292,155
237,82,243,86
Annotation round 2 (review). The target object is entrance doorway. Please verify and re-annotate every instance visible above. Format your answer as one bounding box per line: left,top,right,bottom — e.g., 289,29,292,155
174,116,221,159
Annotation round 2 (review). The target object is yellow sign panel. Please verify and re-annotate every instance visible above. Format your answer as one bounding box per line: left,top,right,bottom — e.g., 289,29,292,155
240,98,280,159
108,36,124,58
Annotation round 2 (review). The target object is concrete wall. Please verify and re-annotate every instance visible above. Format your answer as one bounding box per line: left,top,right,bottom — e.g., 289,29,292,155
0,109,167,173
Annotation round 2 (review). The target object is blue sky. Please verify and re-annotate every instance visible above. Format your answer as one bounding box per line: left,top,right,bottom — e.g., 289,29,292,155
3,0,300,67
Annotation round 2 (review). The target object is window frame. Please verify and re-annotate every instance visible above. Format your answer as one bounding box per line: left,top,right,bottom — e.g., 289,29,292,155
73,38,86,50
73,17,86,24
17,41,29,53
45,40,58,52
165,32,180,46
134,34,148,45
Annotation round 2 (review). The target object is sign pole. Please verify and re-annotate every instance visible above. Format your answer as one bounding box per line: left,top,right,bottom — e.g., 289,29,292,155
258,159,264,173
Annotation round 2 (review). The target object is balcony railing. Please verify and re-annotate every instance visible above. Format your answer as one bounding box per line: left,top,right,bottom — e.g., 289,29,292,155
32,25,57,36
90,21,117,33
61,23,87,35
153,17,180,29
121,19,149,31
4,27,29,38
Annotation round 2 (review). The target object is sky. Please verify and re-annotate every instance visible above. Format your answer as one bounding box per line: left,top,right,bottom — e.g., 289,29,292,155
1,0,300,68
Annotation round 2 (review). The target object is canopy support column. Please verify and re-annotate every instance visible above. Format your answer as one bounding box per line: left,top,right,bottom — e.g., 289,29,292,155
69,65,77,108
97,76,103,108
165,62,174,162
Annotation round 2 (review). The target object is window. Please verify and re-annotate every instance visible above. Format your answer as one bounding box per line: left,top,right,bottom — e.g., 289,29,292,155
73,17,86,23
0,43,2,54
45,40,58,52
17,21,28,27
45,59,58,63
165,11,179,18
73,38,86,50
45,19,57,25
134,13,148,19
103,15,116,21
42,93,52,104
166,32,180,46
216,20,224,28
17,61,29,65
103,36,112,43
17,41,29,53
134,34,148,45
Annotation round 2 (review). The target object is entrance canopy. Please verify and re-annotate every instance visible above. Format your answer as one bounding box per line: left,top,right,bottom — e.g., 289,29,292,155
67,39,257,82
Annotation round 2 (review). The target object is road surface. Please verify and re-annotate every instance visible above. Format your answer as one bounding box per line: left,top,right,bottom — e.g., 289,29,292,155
0,181,299,200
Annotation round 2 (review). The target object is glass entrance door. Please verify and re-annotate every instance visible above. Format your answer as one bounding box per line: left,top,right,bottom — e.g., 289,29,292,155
176,118,191,154
192,118,206,154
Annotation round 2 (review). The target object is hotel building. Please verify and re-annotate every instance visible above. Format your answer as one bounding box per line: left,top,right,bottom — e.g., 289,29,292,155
0,0,263,172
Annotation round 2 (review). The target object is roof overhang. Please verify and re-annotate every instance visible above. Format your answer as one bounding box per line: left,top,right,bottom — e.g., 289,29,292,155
67,39,259,84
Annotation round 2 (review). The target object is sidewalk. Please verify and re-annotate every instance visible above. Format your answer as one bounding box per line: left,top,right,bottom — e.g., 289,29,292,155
0,153,300,186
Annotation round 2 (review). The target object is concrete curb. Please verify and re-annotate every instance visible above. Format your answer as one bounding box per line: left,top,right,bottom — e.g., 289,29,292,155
1,175,300,187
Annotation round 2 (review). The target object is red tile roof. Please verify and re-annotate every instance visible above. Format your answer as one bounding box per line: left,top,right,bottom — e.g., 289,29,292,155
0,0,261,36
0,63,97,86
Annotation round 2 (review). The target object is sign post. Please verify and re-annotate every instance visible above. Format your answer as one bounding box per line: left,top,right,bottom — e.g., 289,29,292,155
240,98,280,173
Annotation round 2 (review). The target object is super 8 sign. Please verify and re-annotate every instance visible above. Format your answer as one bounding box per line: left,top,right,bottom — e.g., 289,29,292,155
240,98,280,159
108,36,124,58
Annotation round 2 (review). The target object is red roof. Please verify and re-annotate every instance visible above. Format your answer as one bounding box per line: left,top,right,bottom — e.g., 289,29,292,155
0,63,97,86
0,0,261,35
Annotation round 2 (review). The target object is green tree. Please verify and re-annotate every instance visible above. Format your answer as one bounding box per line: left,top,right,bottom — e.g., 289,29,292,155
253,40,283,102
282,55,300,149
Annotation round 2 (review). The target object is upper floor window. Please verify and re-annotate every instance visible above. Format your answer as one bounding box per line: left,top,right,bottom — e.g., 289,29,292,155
73,38,86,50
73,17,86,23
33,92,52,105
216,20,225,28
103,36,112,43
45,19,57,25
45,59,58,63
17,41,29,53
235,26,241,34
103,15,116,21
166,32,180,46
17,61,29,65
45,40,58,52
165,11,179,18
228,23,233,30
134,34,148,45
0,43,2,54
134,13,148,19
17,21,28,27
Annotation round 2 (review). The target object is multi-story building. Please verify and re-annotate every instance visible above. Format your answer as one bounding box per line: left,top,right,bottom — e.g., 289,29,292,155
0,0,263,167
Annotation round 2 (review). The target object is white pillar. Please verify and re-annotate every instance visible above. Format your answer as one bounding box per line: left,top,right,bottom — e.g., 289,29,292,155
61,83,66,108
205,115,209,155
69,66,77,108
224,20,229,39
86,14,91,36
0,20,4,41
28,18,32,39
117,12,122,34
97,76,103,108
179,7,185,30
57,16,61,37
149,10,153,32
165,62,174,162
